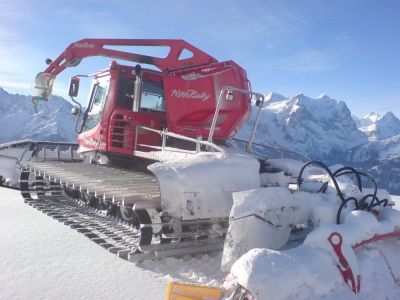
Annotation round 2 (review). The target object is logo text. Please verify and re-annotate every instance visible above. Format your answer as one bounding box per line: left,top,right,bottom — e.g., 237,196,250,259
171,89,210,102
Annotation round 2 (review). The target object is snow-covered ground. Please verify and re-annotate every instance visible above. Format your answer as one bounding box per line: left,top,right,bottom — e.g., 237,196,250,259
0,188,223,299
1,187,400,299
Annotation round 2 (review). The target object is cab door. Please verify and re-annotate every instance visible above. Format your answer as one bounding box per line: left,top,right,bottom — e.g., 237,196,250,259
78,77,110,153
132,78,167,151
108,72,167,155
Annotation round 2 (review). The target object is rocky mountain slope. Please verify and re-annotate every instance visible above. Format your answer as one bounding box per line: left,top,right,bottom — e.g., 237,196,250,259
354,112,400,141
0,88,77,144
237,92,400,194
237,92,368,160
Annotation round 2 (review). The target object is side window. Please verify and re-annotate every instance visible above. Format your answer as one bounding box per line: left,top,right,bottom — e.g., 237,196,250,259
140,80,165,112
117,78,134,109
82,82,108,131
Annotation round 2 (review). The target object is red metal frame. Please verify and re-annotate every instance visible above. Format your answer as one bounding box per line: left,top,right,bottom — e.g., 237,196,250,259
44,38,217,76
353,231,400,249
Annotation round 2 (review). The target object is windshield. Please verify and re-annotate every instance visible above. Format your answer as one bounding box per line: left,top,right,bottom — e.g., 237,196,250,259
82,81,109,131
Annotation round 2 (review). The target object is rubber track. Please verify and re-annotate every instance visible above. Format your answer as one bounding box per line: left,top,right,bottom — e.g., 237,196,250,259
23,197,145,260
19,169,224,262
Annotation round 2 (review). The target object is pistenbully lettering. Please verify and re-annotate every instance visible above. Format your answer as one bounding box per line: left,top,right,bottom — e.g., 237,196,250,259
171,89,210,102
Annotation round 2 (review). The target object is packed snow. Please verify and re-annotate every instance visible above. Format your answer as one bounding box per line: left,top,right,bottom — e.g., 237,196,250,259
1,168,400,299
0,188,165,299
0,188,226,299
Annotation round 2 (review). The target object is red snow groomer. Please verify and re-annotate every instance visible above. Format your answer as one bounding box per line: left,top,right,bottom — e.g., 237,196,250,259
1,38,398,299
1,38,264,261
33,38,253,155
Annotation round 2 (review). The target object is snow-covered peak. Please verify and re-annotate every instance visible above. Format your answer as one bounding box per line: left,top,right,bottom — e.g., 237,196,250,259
375,111,400,139
291,92,307,100
356,111,400,141
0,87,77,143
317,93,332,100
381,111,399,123
237,92,367,160
363,112,381,123
265,92,287,103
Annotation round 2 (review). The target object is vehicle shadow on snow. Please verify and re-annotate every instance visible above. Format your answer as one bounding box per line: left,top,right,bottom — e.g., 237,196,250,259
135,250,226,286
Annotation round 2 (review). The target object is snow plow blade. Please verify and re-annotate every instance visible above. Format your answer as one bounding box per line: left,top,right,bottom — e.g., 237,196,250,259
165,281,222,300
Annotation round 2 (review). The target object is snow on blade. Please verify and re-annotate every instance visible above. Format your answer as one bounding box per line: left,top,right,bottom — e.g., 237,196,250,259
149,152,260,220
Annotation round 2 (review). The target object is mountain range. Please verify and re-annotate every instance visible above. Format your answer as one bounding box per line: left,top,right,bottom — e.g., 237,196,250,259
238,92,368,160
0,87,77,144
1,87,399,194
238,92,400,158
354,111,400,141
236,92,400,194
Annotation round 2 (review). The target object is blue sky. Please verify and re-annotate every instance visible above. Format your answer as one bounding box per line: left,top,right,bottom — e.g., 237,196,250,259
0,0,398,117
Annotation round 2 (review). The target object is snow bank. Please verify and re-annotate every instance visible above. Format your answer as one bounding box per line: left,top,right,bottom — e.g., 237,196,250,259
221,187,336,271
222,158,400,299
225,247,353,299
305,208,400,249
226,207,400,299
0,188,167,299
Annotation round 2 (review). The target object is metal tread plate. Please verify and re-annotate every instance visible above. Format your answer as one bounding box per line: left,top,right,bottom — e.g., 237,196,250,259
23,161,161,206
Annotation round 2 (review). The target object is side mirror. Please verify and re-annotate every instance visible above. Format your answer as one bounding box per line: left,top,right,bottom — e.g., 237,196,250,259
71,106,81,117
255,98,263,107
69,77,80,97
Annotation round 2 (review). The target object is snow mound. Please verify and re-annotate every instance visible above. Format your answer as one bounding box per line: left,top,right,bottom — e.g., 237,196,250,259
225,246,348,299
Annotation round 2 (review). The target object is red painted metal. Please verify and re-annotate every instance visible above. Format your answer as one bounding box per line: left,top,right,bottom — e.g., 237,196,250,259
44,38,217,76
328,229,400,294
107,110,166,155
352,230,400,249
327,232,360,294
164,60,250,140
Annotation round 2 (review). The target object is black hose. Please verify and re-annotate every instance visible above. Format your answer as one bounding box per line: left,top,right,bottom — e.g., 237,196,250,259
336,197,359,224
333,166,363,192
298,160,388,224
298,161,345,203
